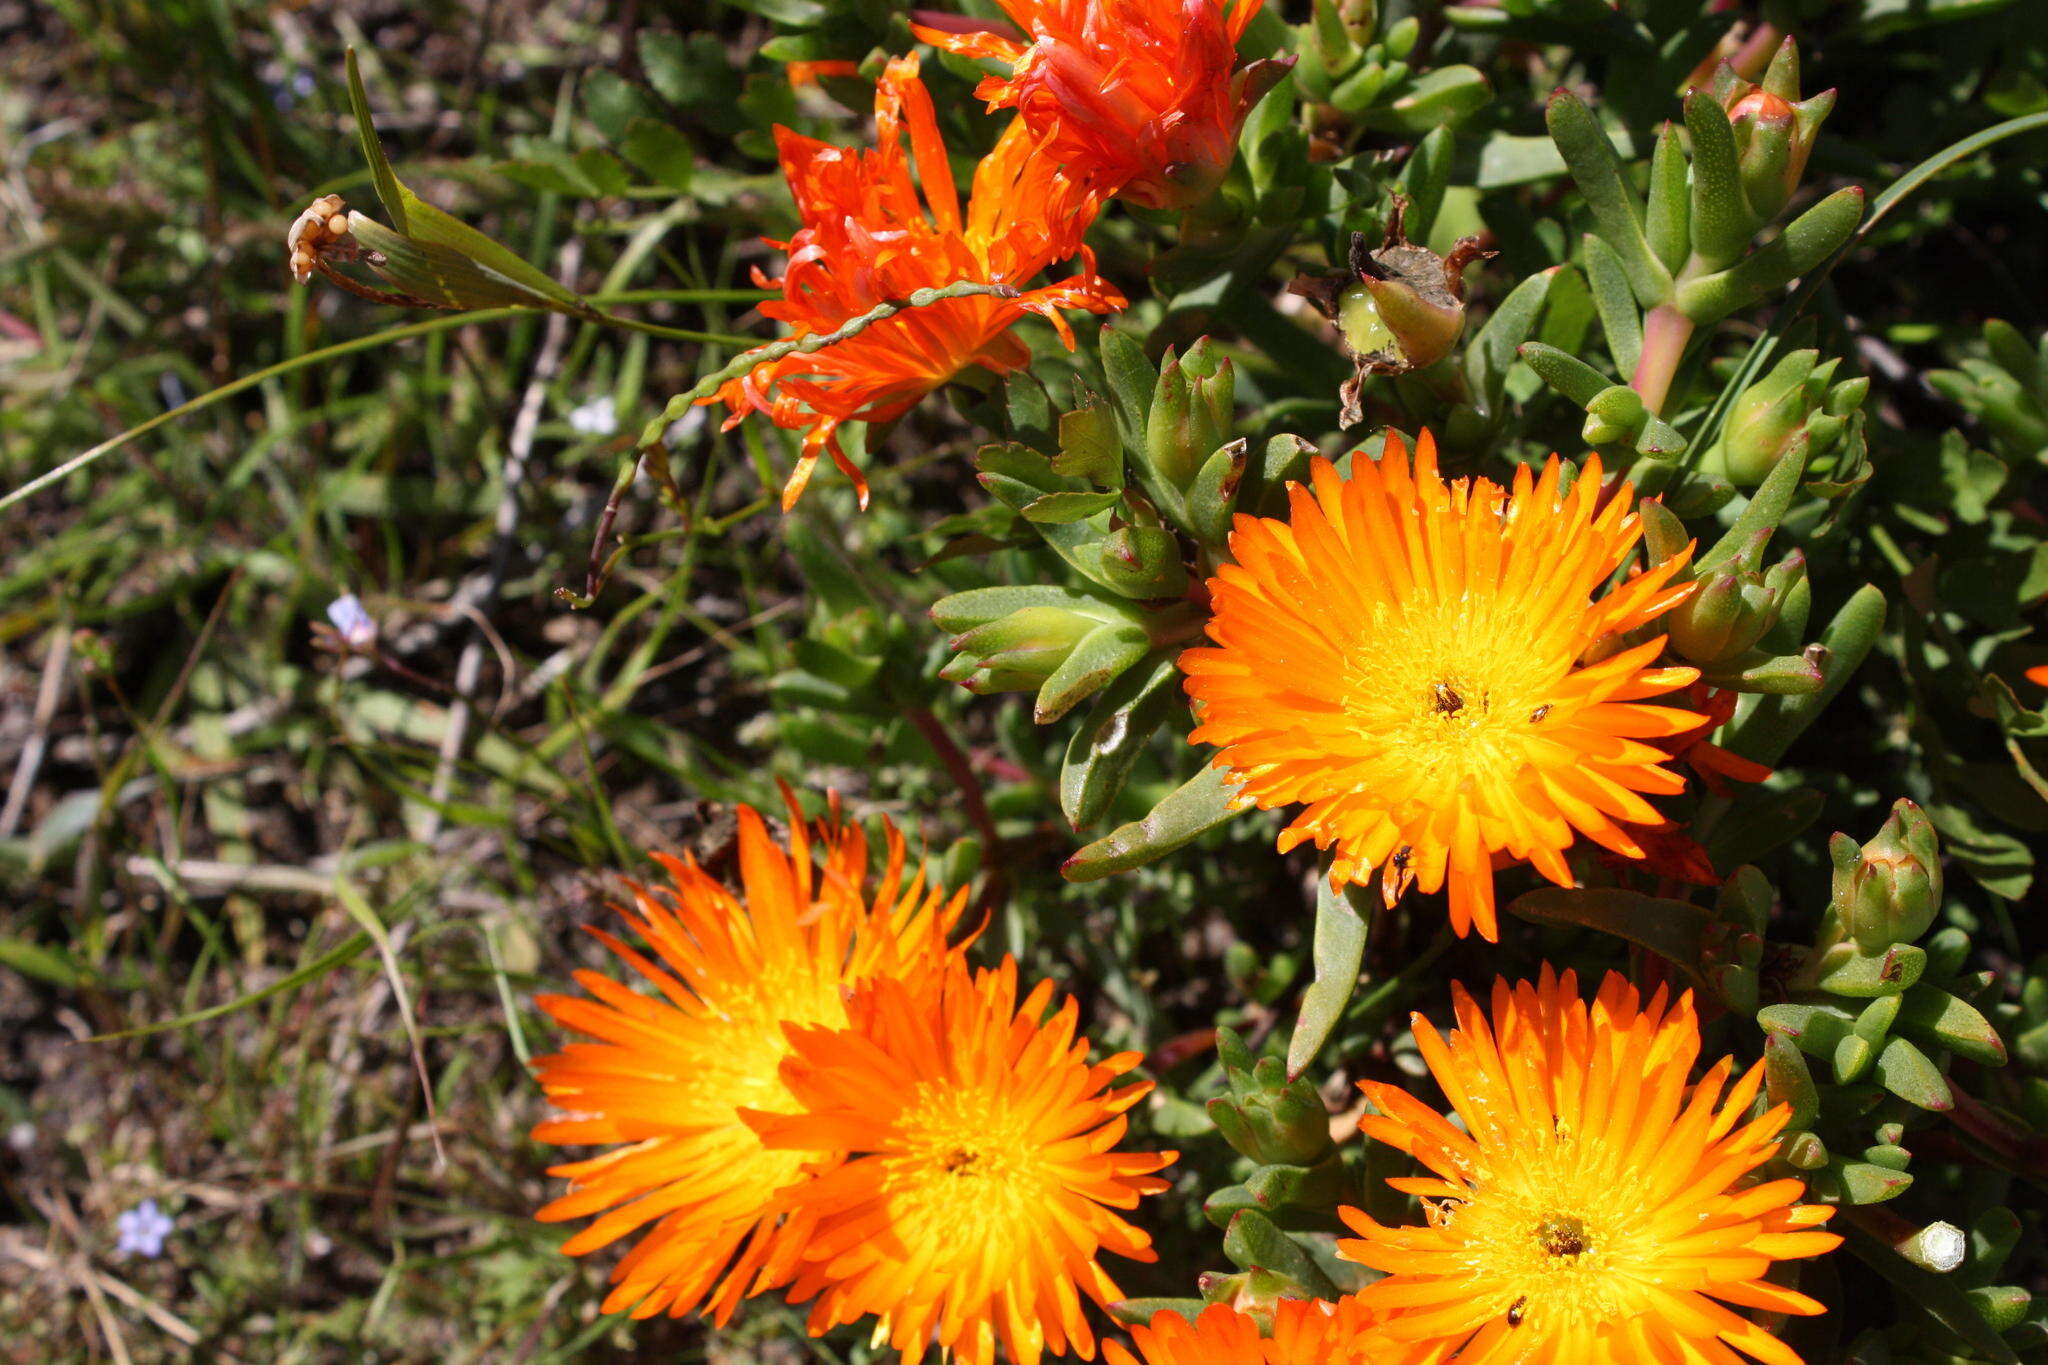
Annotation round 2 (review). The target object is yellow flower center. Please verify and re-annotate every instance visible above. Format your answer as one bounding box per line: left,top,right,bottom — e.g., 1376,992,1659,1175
1443,1139,1655,1332
884,1083,1053,1253
1534,1213,1592,1259
1342,598,1572,794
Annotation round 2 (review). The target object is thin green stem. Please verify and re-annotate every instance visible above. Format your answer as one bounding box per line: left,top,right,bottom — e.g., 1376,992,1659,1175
583,308,754,346
2,291,755,514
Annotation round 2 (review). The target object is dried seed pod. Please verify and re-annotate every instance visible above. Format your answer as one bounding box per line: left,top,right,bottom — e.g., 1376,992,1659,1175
286,194,356,284
1289,197,1491,425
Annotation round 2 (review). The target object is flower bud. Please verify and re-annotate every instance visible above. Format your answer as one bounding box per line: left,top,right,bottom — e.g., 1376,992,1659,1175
1711,38,1836,225
1831,799,1944,952
1145,340,1236,490
1666,550,1805,666
1098,525,1191,598
933,588,1154,697
1706,349,1867,486
1207,1031,1335,1169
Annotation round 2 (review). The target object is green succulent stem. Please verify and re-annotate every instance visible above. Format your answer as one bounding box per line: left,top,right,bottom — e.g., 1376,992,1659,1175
1631,303,1696,416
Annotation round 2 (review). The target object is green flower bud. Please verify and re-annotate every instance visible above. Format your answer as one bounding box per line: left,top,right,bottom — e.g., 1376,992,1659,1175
1145,339,1236,490
933,589,1152,697
1208,1032,1335,1169
1831,799,1944,952
1706,349,1868,486
1711,38,1836,225
1667,550,1806,666
1098,525,1191,598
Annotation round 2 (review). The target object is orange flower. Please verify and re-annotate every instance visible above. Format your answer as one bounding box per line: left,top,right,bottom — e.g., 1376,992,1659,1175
704,54,1123,509
1180,430,1703,940
530,796,967,1322
744,954,1175,1365
2026,664,2048,686
1339,968,1841,1364
914,1,1283,211
1106,1298,1444,1365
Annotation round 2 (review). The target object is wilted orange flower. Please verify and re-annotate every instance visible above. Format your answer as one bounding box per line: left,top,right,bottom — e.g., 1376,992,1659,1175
1180,430,1703,941
914,1,1284,211
1107,1297,1440,1365
1663,683,1772,796
1339,967,1841,1364
784,59,861,88
744,954,1175,1365
530,796,967,1322
705,54,1122,509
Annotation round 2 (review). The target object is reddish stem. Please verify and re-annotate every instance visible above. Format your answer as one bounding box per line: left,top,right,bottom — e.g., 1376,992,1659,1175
1631,303,1696,416
905,705,1006,908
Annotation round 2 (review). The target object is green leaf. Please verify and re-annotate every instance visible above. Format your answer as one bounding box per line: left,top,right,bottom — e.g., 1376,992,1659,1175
1811,943,1927,998
619,118,696,191
1063,765,1246,881
1813,1159,1914,1205
494,147,597,197
1683,91,1754,269
1509,887,1713,989
345,48,407,230
1519,341,1616,407
87,933,374,1042
1108,1299,1206,1329
0,937,95,989
1034,624,1151,724
1099,326,1158,455
1582,235,1643,376
1871,1035,1954,1110
1759,1001,1857,1061
1644,121,1690,275
1186,440,1247,548
1704,784,1825,868
344,49,587,313
576,147,631,197
1697,437,1808,572
1863,108,2048,233
1896,986,2008,1066
1464,268,1558,415
1727,584,1886,768
1396,126,1455,244
1060,658,1182,829
1220,1210,1341,1298
1052,401,1124,488
1762,1031,1820,1131
1544,90,1671,307
1379,65,1492,135
1287,878,1371,1079
1675,187,1865,326
931,584,1117,632
1022,490,1124,524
